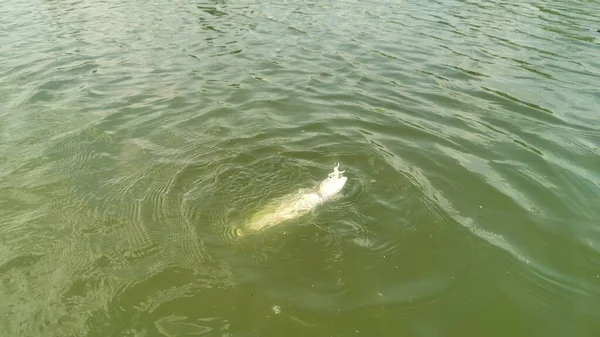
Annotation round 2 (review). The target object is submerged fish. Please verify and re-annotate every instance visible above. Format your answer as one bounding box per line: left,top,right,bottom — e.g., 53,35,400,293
239,163,348,234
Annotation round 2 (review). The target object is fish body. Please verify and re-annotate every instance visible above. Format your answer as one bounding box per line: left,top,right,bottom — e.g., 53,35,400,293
242,164,347,233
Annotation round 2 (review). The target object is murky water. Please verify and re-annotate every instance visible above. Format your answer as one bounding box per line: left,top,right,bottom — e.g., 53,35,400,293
1,0,599,336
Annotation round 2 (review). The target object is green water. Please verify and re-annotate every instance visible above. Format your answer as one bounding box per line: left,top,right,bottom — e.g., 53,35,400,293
1,0,599,336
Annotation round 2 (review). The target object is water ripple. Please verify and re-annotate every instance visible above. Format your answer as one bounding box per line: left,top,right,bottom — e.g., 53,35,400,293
2,0,600,335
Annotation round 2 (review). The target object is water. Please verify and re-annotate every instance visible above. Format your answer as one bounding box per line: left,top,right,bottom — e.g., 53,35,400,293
1,0,599,336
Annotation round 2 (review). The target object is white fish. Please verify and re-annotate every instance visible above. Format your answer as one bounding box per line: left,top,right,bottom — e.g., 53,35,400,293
240,163,348,234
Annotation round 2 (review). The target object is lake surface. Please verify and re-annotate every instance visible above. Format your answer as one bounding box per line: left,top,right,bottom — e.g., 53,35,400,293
1,0,599,336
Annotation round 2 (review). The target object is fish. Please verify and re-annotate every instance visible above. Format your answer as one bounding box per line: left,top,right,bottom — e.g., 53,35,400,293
238,163,348,235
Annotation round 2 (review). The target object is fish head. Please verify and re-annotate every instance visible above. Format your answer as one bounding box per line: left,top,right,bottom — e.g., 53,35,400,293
318,164,347,198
